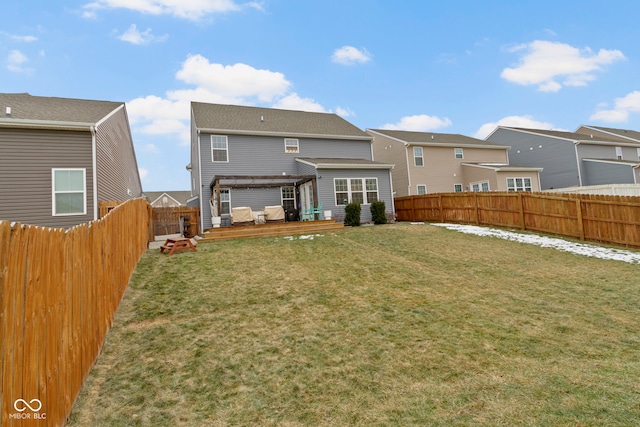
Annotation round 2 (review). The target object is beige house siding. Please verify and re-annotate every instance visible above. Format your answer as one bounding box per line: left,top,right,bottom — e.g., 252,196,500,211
495,171,541,192
370,132,410,196
410,146,508,194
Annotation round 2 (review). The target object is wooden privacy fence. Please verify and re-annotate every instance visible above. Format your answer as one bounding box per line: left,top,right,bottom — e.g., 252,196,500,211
0,198,150,426
152,206,200,237
395,192,640,248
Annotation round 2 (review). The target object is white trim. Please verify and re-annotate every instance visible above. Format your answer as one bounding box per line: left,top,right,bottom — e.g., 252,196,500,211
197,127,372,142
294,158,393,169
210,135,229,163
52,168,87,216
470,180,490,192
506,177,533,192
575,142,583,186
90,125,98,220
284,138,299,153
333,177,379,205
416,184,427,195
454,148,464,159
453,183,463,192
149,192,182,206
413,146,424,167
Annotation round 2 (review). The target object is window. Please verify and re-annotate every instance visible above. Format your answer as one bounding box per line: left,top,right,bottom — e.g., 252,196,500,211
413,147,423,166
637,148,640,161
507,177,532,192
219,189,230,215
615,146,623,160
454,148,464,159
52,168,86,215
334,178,379,205
454,184,463,192
471,181,490,192
281,186,296,211
284,138,299,153
417,184,427,195
211,135,228,162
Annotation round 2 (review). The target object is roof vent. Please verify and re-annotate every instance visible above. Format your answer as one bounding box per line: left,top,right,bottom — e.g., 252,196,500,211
431,135,434,140
260,115,264,122
590,134,593,138
5,107,11,116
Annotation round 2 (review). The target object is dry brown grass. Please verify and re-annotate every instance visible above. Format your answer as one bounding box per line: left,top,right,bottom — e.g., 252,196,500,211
67,223,640,426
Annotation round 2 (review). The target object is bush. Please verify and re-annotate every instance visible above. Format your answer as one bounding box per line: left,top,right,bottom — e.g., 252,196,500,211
344,202,361,226
370,200,387,224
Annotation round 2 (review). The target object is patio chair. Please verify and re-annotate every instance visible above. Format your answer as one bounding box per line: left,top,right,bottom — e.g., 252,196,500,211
311,202,324,220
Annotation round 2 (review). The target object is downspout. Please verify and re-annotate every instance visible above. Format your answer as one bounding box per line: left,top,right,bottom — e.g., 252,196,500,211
388,167,396,218
574,141,583,186
90,125,98,220
404,142,411,195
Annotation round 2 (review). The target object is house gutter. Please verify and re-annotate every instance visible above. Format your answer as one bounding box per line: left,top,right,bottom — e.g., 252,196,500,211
197,127,372,142
89,125,98,220
574,142,583,186
197,128,204,232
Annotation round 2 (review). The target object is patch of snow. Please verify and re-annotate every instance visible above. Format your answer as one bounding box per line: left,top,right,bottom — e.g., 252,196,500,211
278,234,324,241
432,223,640,264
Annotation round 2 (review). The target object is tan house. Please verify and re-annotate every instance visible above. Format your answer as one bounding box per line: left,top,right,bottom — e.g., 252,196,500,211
368,129,542,196
145,191,192,208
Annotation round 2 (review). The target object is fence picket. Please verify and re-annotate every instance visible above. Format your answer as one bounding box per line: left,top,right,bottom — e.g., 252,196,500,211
0,198,150,426
395,192,640,248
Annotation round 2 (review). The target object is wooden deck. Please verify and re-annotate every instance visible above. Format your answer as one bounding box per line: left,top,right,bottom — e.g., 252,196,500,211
199,220,346,242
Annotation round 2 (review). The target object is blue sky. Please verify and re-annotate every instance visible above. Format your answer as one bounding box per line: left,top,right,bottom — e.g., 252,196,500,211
2,1,639,191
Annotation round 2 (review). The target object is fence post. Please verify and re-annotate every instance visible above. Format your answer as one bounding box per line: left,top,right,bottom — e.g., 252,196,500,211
474,193,480,225
411,196,416,222
575,197,585,241
438,194,443,222
518,193,526,230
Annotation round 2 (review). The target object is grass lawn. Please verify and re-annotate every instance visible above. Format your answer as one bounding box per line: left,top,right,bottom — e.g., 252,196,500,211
67,223,640,426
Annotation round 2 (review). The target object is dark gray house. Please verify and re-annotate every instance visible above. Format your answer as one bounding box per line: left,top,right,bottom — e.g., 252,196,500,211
486,126,640,190
189,102,394,230
0,93,143,227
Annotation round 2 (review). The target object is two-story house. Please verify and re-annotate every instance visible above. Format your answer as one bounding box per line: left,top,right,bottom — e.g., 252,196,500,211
368,129,542,196
189,102,395,230
486,126,640,190
0,93,143,227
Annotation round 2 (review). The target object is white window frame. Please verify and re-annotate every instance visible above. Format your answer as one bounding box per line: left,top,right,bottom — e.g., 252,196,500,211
284,138,299,153
454,148,464,159
453,183,463,192
637,148,640,161
281,186,296,210
615,146,623,160
334,178,379,205
413,147,424,167
211,135,229,163
507,177,532,192
416,184,427,195
52,168,87,216
219,188,231,215
470,180,490,192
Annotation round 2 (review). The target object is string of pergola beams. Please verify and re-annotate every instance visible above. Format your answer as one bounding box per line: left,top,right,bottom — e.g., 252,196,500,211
209,174,319,213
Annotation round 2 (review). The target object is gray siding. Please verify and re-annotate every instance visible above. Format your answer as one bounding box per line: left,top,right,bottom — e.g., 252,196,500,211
582,161,635,186
95,106,143,202
0,128,94,227
488,128,579,190
316,169,394,223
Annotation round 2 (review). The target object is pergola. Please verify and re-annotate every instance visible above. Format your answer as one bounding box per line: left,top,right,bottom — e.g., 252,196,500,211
209,174,318,215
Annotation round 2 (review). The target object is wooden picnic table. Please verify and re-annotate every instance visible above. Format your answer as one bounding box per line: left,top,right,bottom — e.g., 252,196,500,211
160,237,197,255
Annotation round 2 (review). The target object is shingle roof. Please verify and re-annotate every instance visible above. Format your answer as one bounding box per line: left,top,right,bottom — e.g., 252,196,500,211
296,157,393,169
191,102,371,139
586,126,640,142
508,127,624,144
0,93,123,124
145,191,192,205
368,129,506,147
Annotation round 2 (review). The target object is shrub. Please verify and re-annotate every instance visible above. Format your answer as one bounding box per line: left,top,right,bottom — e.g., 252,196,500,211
344,202,361,226
370,200,387,224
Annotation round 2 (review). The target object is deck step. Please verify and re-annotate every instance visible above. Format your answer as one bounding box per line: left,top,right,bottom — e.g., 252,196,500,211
198,220,346,242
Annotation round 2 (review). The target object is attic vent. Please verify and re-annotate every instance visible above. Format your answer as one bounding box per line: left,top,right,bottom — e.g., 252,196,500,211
431,135,434,140
260,115,264,122
590,134,593,138
5,107,11,116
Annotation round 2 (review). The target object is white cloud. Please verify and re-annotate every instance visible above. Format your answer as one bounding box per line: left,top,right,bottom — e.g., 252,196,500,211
7,50,30,73
474,115,555,139
83,0,243,20
331,46,372,65
381,114,452,131
501,40,625,92
117,24,168,45
271,93,326,113
336,106,354,117
176,54,291,103
139,167,149,180
590,91,640,123
9,34,38,42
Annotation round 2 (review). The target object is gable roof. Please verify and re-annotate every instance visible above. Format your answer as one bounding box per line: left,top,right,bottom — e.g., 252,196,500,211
296,157,394,169
367,128,507,149
500,127,629,145
191,102,371,140
578,125,640,143
0,93,123,129
145,191,192,205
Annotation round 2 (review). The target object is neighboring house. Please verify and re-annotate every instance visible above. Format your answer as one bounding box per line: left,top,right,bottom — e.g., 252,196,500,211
486,126,640,190
0,93,143,227
189,102,395,230
146,191,192,207
368,129,542,196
